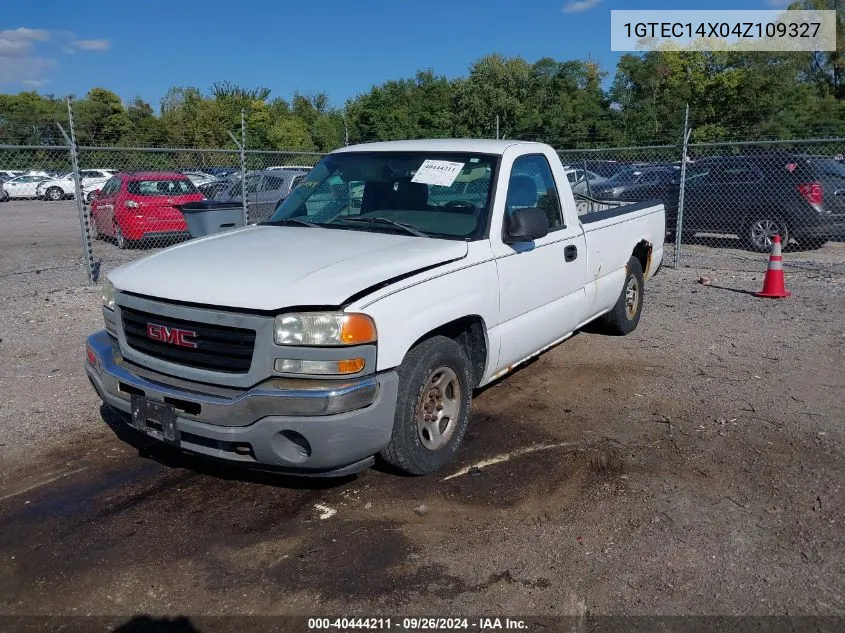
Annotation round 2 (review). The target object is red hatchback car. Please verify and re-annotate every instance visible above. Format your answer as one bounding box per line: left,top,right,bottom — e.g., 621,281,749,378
90,172,204,249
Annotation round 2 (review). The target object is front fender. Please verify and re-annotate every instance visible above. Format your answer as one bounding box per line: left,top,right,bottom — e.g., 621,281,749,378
349,258,501,374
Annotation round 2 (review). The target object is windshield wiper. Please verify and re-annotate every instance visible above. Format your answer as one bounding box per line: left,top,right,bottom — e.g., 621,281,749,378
262,218,322,228
335,216,428,237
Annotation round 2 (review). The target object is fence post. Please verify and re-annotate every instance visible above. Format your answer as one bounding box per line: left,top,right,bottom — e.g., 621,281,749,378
582,156,594,213
674,104,692,269
58,97,95,285
227,109,248,227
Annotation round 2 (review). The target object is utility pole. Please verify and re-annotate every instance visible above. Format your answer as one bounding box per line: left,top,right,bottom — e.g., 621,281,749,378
495,114,500,140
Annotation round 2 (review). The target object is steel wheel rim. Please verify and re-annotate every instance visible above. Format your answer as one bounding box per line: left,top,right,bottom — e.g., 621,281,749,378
625,275,639,319
416,366,461,451
751,219,779,250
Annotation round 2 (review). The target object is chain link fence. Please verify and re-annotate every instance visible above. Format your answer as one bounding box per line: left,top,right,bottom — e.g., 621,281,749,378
0,144,90,294
3,114,843,295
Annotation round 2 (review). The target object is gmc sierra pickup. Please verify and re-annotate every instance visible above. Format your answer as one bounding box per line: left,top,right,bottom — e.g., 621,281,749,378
85,139,665,476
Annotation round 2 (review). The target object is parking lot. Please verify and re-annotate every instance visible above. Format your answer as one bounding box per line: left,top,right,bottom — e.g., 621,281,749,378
0,199,844,619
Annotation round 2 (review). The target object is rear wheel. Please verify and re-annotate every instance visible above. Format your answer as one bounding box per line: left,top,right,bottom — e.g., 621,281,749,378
46,186,63,201
746,216,788,252
595,256,644,336
379,336,473,475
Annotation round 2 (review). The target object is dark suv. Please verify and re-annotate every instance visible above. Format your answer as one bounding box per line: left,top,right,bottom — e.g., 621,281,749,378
660,153,843,251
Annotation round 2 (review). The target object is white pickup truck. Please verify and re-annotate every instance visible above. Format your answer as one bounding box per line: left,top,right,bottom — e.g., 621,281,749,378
85,140,665,476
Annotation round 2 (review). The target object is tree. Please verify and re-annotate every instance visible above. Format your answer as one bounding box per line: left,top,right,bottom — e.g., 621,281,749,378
74,88,132,145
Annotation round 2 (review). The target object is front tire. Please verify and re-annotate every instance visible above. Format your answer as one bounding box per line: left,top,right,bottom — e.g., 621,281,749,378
46,187,63,201
595,256,644,336
115,224,129,250
379,336,473,475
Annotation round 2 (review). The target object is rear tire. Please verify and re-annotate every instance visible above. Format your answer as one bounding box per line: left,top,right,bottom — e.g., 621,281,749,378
595,257,644,336
746,216,788,252
379,336,473,476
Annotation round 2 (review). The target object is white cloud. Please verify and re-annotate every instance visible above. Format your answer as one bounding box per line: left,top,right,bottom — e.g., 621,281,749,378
0,28,50,43
0,55,55,84
72,39,110,51
562,0,602,13
0,28,108,87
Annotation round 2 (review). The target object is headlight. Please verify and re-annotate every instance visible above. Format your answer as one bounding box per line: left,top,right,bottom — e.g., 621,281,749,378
274,312,376,346
101,279,115,310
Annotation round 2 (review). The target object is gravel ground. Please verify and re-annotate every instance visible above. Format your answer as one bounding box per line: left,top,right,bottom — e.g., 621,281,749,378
0,199,843,620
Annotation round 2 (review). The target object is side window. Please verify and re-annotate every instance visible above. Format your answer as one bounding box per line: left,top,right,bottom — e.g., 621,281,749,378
639,171,661,185
291,175,306,188
79,171,97,178
718,164,763,184
230,175,260,197
685,166,712,186
508,154,564,231
260,176,285,192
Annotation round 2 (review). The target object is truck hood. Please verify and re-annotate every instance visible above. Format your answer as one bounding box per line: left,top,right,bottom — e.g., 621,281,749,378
109,226,468,310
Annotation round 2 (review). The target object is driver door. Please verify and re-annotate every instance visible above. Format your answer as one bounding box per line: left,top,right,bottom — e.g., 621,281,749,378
491,152,587,370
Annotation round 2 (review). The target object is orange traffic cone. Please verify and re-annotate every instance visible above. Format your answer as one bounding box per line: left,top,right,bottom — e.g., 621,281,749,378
756,235,791,298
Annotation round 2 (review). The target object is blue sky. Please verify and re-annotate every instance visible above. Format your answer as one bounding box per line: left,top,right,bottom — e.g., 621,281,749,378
0,0,791,109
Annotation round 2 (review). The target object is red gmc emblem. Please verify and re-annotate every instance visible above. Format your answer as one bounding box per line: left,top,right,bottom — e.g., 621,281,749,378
146,323,198,348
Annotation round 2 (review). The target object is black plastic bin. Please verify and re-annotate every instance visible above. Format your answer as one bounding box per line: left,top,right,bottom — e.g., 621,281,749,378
178,201,245,238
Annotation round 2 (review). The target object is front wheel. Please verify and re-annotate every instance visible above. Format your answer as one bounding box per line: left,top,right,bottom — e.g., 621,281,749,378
746,216,788,252
46,187,63,201
595,256,644,336
379,336,473,475
115,224,129,250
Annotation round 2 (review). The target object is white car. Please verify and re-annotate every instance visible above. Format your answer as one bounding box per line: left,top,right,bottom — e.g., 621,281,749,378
1,174,51,199
564,168,607,195
86,139,665,476
182,171,217,186
266,165,314,172
37,169,115,202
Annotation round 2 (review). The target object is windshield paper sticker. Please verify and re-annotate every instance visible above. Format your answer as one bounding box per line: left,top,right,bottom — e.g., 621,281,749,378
412,160,465,187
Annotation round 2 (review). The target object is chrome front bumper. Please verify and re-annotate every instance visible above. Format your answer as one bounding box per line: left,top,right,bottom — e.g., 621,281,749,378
85,330,399,471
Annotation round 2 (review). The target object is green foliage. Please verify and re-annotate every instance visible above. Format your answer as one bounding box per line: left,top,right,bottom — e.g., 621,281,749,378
1,47,842,152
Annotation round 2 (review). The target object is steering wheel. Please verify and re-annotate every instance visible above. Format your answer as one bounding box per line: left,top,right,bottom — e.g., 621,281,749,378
443,200,476,211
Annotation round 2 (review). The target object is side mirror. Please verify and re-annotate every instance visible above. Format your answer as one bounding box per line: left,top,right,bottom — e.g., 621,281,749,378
504,207,550,243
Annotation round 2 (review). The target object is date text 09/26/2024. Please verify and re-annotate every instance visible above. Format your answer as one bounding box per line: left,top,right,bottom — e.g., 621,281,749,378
307,617,528,630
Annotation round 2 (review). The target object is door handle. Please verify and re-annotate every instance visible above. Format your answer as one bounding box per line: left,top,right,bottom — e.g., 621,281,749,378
564,245,578,262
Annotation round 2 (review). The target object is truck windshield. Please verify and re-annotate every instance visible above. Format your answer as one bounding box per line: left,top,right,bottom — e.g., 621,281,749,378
268,152,497,240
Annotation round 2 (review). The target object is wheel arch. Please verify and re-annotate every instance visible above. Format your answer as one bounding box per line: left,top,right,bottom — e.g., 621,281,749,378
631,239,653,279
406,315,489,388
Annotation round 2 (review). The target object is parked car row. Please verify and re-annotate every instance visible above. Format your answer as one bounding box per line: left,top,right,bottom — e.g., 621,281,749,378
84,166,313,248
582,153,845,251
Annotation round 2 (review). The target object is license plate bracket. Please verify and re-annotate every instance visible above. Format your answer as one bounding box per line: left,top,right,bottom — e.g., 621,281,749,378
131,396,179,445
